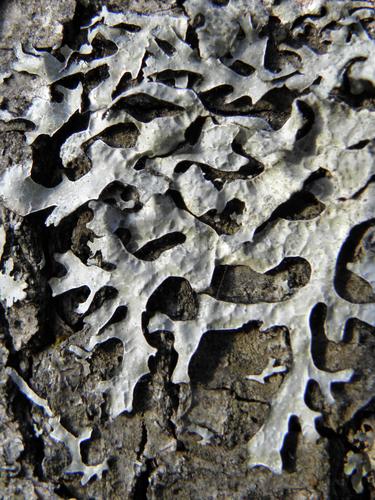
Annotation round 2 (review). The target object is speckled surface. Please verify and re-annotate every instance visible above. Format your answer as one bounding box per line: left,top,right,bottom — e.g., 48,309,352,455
0,1,374,498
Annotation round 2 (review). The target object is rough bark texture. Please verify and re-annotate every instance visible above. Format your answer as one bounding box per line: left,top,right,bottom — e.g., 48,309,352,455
0,1,374,499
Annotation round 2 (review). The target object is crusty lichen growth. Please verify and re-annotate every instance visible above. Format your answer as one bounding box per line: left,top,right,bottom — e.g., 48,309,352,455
344,417,375,494
0,0,374,483
0,224,27,308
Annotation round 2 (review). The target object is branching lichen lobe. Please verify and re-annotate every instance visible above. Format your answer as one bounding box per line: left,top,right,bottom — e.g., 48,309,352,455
0,0,374,486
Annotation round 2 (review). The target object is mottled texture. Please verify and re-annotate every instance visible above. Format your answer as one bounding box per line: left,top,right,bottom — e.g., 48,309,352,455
0,0,374,498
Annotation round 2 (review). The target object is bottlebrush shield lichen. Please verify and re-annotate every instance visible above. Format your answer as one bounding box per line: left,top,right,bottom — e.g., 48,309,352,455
1,0,374,483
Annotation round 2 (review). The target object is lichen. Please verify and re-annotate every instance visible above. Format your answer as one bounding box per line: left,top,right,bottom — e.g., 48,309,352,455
0,224,27,308
344,417,375,494
7,368,108,485
0,0,374,482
